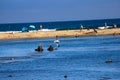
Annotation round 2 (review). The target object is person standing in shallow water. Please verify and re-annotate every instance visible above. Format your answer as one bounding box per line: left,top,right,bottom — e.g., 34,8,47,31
54,36,60,47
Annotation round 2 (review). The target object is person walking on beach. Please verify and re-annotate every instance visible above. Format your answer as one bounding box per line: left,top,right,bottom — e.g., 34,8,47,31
40,25,42,31
93,28,97,33
80,25,83,31
113,24,117,28
104,22,107,27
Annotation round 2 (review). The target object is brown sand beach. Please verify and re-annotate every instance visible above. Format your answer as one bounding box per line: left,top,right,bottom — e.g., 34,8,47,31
0,28,120,40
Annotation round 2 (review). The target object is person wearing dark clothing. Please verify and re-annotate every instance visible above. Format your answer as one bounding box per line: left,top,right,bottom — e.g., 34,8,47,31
93,28,97,33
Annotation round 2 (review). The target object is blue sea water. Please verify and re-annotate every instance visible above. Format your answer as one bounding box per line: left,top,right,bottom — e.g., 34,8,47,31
0,18,120,31
0,35,120,80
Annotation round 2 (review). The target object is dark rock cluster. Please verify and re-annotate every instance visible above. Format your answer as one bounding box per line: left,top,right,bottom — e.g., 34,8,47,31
35,45,44,52
47,45,54,51
35,45,54,52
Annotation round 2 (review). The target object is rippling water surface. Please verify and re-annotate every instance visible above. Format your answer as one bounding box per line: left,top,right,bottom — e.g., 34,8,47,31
0,35,120,80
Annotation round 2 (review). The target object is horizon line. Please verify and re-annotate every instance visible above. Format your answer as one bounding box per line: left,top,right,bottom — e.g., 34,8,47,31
0,18,120,24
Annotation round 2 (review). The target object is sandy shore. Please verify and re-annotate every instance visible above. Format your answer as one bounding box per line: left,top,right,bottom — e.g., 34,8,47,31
0,28,120,40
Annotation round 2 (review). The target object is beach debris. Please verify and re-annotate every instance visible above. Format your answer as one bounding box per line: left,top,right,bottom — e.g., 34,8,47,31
35,45,44,52
99,77,112,80
64,75,68,79
47,45,54,51
87,28,90,30
75,34,79,38
105,59,112,63
8,75,12,77
11,58,14,60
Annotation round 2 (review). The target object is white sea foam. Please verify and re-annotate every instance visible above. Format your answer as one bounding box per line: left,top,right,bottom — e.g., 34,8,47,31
0,29,56,33
0,31,21,33
38,29,56,31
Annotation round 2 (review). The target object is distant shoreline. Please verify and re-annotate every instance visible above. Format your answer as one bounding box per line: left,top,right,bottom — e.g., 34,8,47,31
0,28,120,40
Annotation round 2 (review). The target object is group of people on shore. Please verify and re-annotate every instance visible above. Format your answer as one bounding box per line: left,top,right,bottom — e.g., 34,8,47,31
80,22,117,31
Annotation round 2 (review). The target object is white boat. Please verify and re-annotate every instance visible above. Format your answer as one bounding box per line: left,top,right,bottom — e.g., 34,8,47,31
105,26,113,29
98,22,113,29
98,27,106,30
98,26,113,30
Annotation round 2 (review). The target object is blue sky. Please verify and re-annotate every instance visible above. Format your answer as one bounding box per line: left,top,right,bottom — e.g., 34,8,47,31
0,0,120,23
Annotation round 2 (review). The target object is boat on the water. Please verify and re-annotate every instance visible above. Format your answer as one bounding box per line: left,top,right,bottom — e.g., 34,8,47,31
98,27,106,29
98,26,113,29
98,22,113,29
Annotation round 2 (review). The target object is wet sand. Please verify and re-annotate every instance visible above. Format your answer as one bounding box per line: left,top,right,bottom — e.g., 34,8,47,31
0,28,120,40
